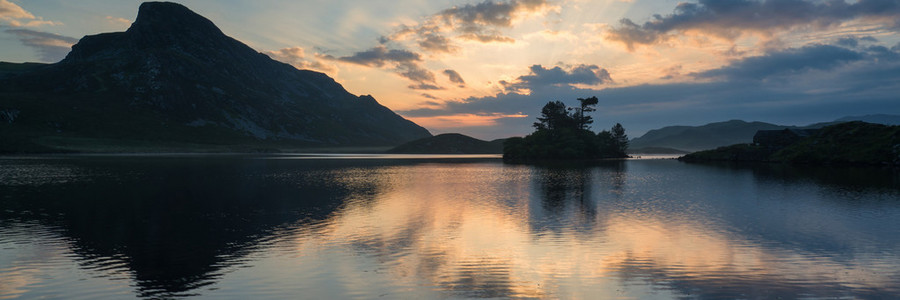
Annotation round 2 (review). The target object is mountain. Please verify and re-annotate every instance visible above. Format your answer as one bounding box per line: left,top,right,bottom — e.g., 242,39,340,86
629,120,788,152
837,114,900,125
627,147,689,155
630,115,900,152
386,133,504,154
0,2,430,153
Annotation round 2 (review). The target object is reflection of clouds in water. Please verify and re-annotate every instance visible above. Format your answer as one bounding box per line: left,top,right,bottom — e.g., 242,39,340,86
278,161,900,299
3,158,899,298
603,216,900,298
0,223,134,299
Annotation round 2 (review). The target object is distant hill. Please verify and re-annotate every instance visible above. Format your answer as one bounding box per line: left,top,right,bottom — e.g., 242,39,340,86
628,147,690,155
806,114,900,128
0,2,430,153
629,120,788,152
0,62,46,78
387,133,504,154
630,115,900,152
681,122,900,166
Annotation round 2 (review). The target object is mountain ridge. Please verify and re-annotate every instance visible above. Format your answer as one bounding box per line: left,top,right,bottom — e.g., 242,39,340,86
630,115,900,152
387,133,504,154
0,1,430,153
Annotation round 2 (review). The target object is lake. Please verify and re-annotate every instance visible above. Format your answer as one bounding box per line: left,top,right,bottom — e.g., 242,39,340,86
1,155,899,299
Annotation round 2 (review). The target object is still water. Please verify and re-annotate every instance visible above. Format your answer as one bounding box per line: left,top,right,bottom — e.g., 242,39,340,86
1,155,899,299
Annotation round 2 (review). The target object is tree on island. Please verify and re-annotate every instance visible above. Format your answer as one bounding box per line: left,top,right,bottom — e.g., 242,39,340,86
572,96,599,130
504,97,629,161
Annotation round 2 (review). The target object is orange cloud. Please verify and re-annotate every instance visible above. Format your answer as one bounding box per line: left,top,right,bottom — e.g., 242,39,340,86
406,113,528,128
265,46,337,74
0,0,59,27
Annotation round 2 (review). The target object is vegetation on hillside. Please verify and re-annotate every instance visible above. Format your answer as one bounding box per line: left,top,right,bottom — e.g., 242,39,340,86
503,97,629,161
386,133,504,154
681,122,900,166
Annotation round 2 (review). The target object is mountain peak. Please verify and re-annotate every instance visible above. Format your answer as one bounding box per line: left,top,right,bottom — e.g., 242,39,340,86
63,1,239,63
4,1,431,151
127,2,224,42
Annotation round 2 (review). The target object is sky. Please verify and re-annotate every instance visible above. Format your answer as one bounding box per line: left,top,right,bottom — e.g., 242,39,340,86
2,0,900,139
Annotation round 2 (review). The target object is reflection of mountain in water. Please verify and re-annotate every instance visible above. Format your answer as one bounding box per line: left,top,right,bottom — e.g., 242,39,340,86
0,157,367,298
3,158,900,299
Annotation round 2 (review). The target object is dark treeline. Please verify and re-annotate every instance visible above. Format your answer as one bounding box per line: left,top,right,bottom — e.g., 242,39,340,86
504,96,629,161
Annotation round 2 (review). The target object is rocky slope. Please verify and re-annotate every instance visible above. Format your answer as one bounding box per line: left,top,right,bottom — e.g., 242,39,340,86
0,2,430,153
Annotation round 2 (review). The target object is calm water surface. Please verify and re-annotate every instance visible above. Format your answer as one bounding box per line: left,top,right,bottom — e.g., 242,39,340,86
1,155,899,299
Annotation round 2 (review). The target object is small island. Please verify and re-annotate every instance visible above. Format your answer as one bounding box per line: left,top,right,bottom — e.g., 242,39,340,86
503,97,629,162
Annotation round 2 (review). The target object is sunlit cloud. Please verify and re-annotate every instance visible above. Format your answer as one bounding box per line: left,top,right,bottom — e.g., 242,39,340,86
4,28,78,62
320,45,440,88
3,0,899,139
104,16,131,26
408,82,443,90
501,64,613,93
421,94,441,101
328,45,421,67
406,113,528,129
0,0,33,20
416,32,459,53
383,0,555,53
396,39,900,137
0,0,59,27
607,0,900,51
443,69,467,87
265,46,338,74
278,0,561,96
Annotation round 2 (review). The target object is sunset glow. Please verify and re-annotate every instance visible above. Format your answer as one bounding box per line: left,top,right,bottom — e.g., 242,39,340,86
2,0,899,139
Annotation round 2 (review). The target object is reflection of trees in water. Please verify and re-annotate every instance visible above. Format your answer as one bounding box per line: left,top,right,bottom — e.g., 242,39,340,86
536,167,592,214
0,158,369,298
530,161,627,233
689,162,900,196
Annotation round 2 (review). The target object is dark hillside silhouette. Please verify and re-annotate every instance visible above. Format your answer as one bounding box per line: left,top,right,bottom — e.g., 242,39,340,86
0,2,430,153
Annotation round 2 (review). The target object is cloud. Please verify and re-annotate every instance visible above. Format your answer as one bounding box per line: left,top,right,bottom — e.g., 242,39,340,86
443,69,466,87
4,28,78,62
693,44,865,81
330,45,421,67
836,36,878,48
321,45,440,88
384,0,552,53
607,0,900,50
501,64,612,93
457,32,515,43
417,32,459,53
318,0,553,91
400,41,900,138
408,83,443,90
265,46,337,74
0,0,59,27
105,16,131,26
660,65,683,80
399,62,436,83
0,0,33,19
438,0,549,28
